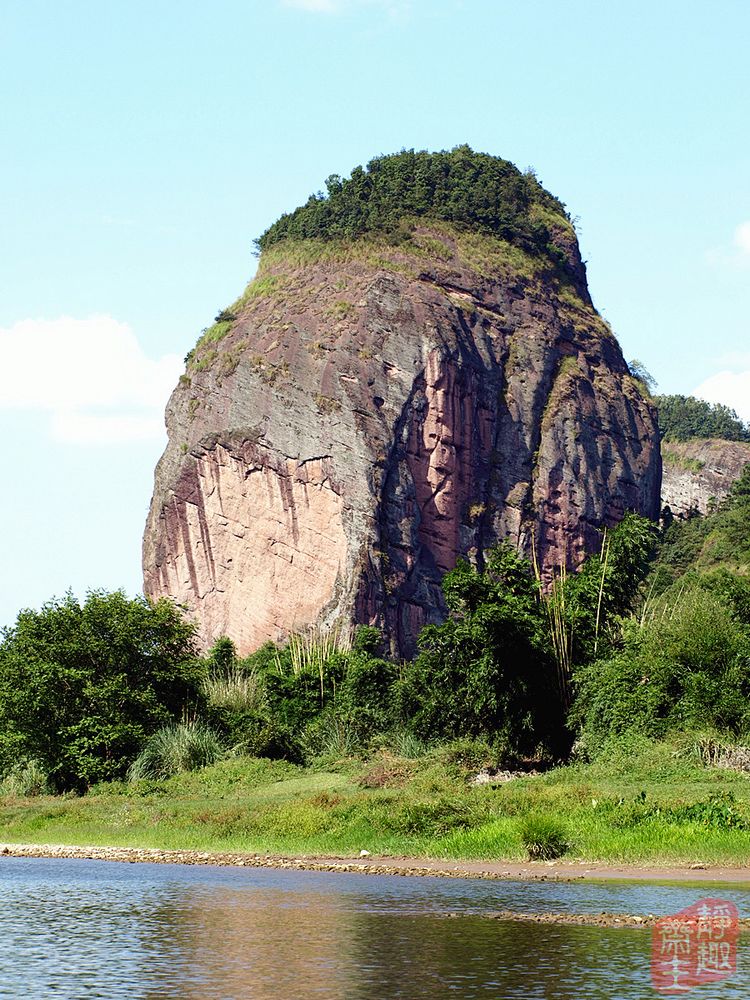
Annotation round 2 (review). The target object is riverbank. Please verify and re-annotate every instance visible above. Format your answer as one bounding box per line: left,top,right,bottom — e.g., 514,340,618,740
3,841,750,887
3,738,750,868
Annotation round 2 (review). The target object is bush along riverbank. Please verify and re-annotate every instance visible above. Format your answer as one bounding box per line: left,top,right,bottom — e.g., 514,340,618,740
1,468,750,867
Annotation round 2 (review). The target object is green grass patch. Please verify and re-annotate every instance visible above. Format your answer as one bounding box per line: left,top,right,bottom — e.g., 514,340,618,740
255,218,557,287
257,237,417,277
529,203,576,237
662,448,706,473
3,738,750,865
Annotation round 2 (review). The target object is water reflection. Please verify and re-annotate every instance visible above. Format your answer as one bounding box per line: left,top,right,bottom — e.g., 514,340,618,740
0,859,748,999
144,887,358,999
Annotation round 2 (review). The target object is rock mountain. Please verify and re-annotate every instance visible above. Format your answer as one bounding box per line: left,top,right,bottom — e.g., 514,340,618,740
143,149,661,655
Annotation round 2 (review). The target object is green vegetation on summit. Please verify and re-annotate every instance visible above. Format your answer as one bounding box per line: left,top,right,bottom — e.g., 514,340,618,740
655,394,750,443
185,146,596,369
255,146,573,269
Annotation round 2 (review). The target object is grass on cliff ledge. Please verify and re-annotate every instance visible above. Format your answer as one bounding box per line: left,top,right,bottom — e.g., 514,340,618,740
2,735,750,866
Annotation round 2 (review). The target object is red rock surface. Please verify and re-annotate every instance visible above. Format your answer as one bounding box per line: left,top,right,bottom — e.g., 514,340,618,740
143,224,661,655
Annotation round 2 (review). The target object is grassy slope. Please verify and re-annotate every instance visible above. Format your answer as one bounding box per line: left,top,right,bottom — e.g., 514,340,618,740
3,739,750,865
187,216,593,370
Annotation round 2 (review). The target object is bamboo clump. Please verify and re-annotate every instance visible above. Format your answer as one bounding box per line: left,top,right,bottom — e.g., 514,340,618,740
532,533,572,711
275,620,353,703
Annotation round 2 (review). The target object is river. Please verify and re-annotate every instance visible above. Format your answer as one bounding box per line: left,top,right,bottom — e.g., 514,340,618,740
1,858,748,998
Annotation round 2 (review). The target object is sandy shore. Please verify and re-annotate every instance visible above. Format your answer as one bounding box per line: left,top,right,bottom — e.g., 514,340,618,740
3,841,750,886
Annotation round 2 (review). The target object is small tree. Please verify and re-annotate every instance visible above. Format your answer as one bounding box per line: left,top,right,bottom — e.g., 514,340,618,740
628,359,657,395
0,590,201,790
400,545,565,758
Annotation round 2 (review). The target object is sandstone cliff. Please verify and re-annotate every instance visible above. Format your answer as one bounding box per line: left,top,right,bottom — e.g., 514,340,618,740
661,438,750,517
143,155,661,656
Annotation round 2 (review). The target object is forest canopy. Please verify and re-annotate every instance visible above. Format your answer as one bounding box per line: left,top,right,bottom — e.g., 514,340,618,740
255,146,571,266
655,394,750,443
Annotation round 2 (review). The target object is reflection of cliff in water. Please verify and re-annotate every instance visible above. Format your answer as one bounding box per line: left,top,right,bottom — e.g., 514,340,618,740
139,886,649,999
140,885,358,999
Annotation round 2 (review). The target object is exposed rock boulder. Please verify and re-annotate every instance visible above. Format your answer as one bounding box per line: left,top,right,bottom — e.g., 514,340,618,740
143,157,661,656
661,438,750,517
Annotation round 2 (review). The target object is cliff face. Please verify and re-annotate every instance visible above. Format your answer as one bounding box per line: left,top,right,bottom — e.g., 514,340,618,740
143,221,661,656
661,439,750,517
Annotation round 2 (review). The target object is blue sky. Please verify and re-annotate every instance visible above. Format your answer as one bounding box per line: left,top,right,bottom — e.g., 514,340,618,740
1,0,749,626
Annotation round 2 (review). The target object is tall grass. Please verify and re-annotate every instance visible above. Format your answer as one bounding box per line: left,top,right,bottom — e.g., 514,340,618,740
544,570,573,709
592,528,610,657
201,668,263,713
301,712,362,762
384,730,431,759
283,621,353,675
0,758,50,797
519,815,569,860
674,732,750,772
128,722,224,782
532,529,612,708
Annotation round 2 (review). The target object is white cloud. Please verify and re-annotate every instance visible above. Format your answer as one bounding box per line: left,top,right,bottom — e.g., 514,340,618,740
734,221,750,256
693,369,750,424
706,220,750,271
0,315,182,445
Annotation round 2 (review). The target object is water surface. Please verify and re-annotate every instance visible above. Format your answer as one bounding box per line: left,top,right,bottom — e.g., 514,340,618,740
1,858,748,998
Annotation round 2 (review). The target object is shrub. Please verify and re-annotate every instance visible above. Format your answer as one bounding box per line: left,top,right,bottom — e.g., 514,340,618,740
401,545,565,756
0,758,50,797
205,636,238,672
352,625,383,656
572,585,750,748
335,650,398,737
300,711,362,763
520,815,569,860
667,792,748,830
128,722,224,782
225,714,304,763
263,665,340,734
431,736,499,773
0,590,201,790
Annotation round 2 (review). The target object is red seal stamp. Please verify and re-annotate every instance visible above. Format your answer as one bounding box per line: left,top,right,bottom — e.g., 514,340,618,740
651,897,738,993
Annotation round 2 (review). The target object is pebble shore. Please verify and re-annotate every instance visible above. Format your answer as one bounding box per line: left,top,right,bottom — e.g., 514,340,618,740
0,841,550,881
